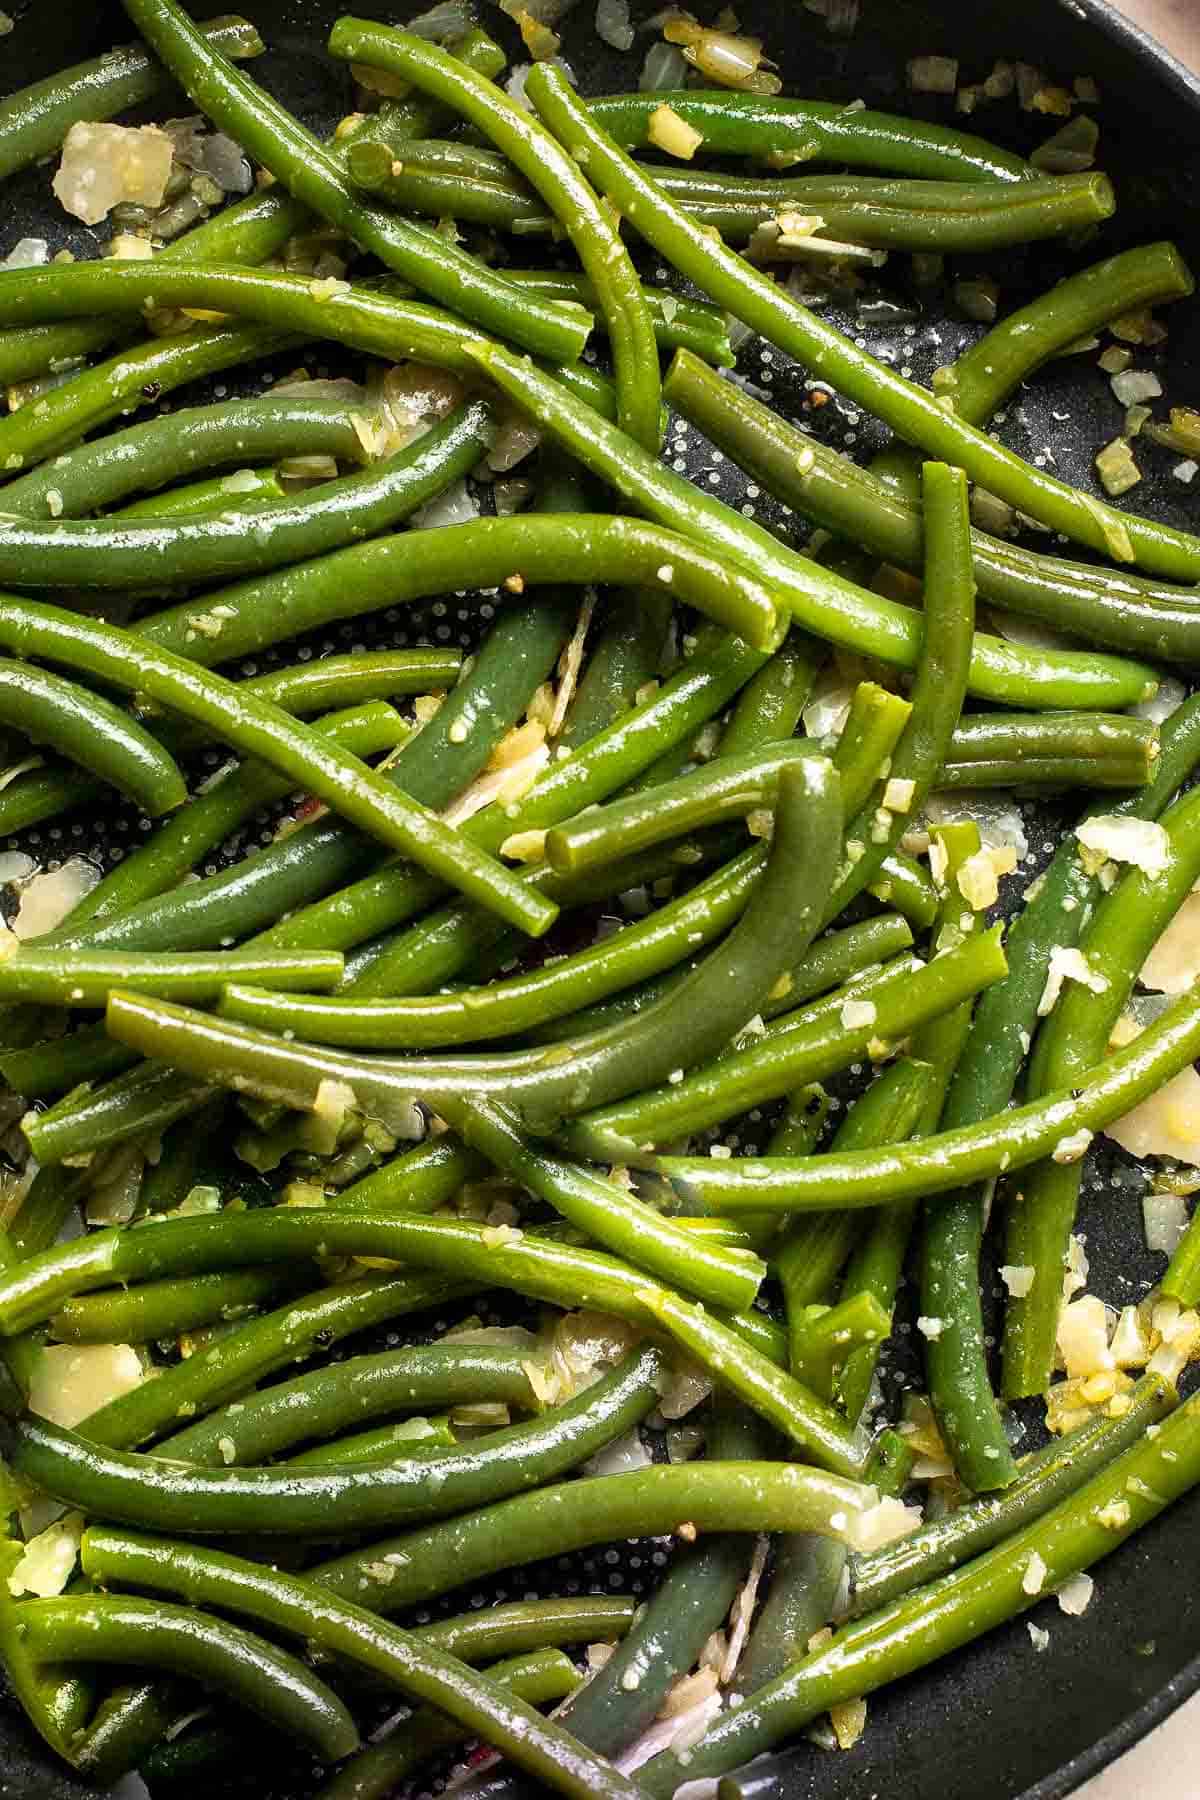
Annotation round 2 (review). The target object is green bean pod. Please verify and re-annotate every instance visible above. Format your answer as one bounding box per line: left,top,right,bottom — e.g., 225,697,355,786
0,659,185,817
50,1266,307,1345
0,948,344,1007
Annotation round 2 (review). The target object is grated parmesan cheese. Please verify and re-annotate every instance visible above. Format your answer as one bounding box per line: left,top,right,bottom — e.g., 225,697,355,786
1075,815,1169,879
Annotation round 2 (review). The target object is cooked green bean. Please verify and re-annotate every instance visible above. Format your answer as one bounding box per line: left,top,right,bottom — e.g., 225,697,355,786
736,1531,847,1695
58,699,412,930
938,755,1152,791
0,947,343,1007
332,23,658,449
0,659,185,816
1003,780,1200,1399
0,767,98,838
315,1647,580,1800
776,1058,934,1362
12,1348,662,1535
0,319,306,471
128,510,776,665
586,90,1033,182
0,17,263,178
507,270,733,367
635,1391,1200,1795
561,924,1003,1163
119,0,588,361
0,394,367,520
0,1540,91,1764
441,1097,765,1313
161,1343,536,1467
664,346,1200,665
312,1459,873,1616
559,589,672,750
114,465,285,519
50,1266,307,1344
657,973,1200,1212
846,1374,1173,1618
0,1025,137,1102
80,1529,643,1800
950,241,1194,424
23,1594,358,1764
0,597,556,937
720,631,822,759
468,344,1153,708
527,67,1200,583
0,401,492,590
334,1135,487,1215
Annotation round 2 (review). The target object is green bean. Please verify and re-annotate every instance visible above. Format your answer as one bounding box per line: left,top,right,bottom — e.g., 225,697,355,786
129,510,776,665
221,848,766,1047
225,649,461,718
50,1267,307,1344
776,1058,935,1362
0,18,263,179
543,742,823,874
507,270,733,367
334,1135,487,1215
1003,781,1200,1398
719,630,821,759
0,394,367,521
12,1347,662,1536
105,758,838,1133
938,755,1151,791
0,1024,134,1101
0,767,97,837
283,1413,449,1466
658,970,1200,1212
8,1166,87,1260
116,0,589,360
0,598,556,938
735,1532,847,1695
89,1272,474,1451
665,347,1200,665
160,1342,537,1467
0,947,343,1007
469,343,1153,709
586,90,1032,182
0,319,306,472
348,137,1110,248
81,1529,643,1800
0,400,492,590
0,658,185,816
20,1594,358,1764
846,1374,1173,1618
312,1458,872,1616
529,68,1200,584
68,1679,188,1785
561,926,1003,1164
332,23,658,449
527,913,913,1048
559,589,672,750
951,242,1194,425
59,699,413,930
0,1540,91,1763
1164,1212,1200,1306
636,1390,1200,1795
113,465,284,520
441,1097,766,1313
315,1648,580,1800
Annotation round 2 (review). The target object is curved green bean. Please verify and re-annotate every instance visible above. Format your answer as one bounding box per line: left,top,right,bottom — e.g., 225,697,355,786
50,1266,307,1344
332,22,658,449
0,1539,91,1763
0,596,556,937
22,1594,358,1764
162,1343,539,1468
0,401,493,589
81,1528,643,1800
12,1348,662,1536
0,659,185,816
528,66,1200,582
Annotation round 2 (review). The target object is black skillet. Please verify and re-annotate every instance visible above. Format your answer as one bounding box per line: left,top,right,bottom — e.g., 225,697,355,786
1,0,1199,1795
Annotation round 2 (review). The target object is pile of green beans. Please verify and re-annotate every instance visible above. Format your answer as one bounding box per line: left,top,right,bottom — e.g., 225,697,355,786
0,5,1198,1796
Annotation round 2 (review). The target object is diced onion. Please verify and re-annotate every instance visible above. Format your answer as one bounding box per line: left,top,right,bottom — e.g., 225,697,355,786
1143,1190,1189,1257
1105,1065,1200,1165
11,857,99,940
6,1514,85,1599
0,237,50,271
647,102,705,160
907,55,958,93
1075,815,1169,879
596,0,635,49
406,0,478,38
583,1426,652,1477
1056,1295,1114,1380
639,41,689,88
28,1343,147,1428
53,122,173,226
1141,890,1200,995
410,477,480,531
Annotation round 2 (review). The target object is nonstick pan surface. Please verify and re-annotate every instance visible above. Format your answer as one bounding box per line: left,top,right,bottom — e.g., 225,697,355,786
1,1,1199,1795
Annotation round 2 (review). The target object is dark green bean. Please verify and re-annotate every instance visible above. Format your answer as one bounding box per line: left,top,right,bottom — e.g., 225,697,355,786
0,394,367,521
12,1348,662,1536
507,270,733,367
0,659,185,816
736,1532,847,1695
0,947,342,1007
81,1528,644,1800
528,67,1200,583
23,1594,358,1764
50,1267,307,1344
0,1540,91,1763
635,1391,1200,1795
559,589,672,749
